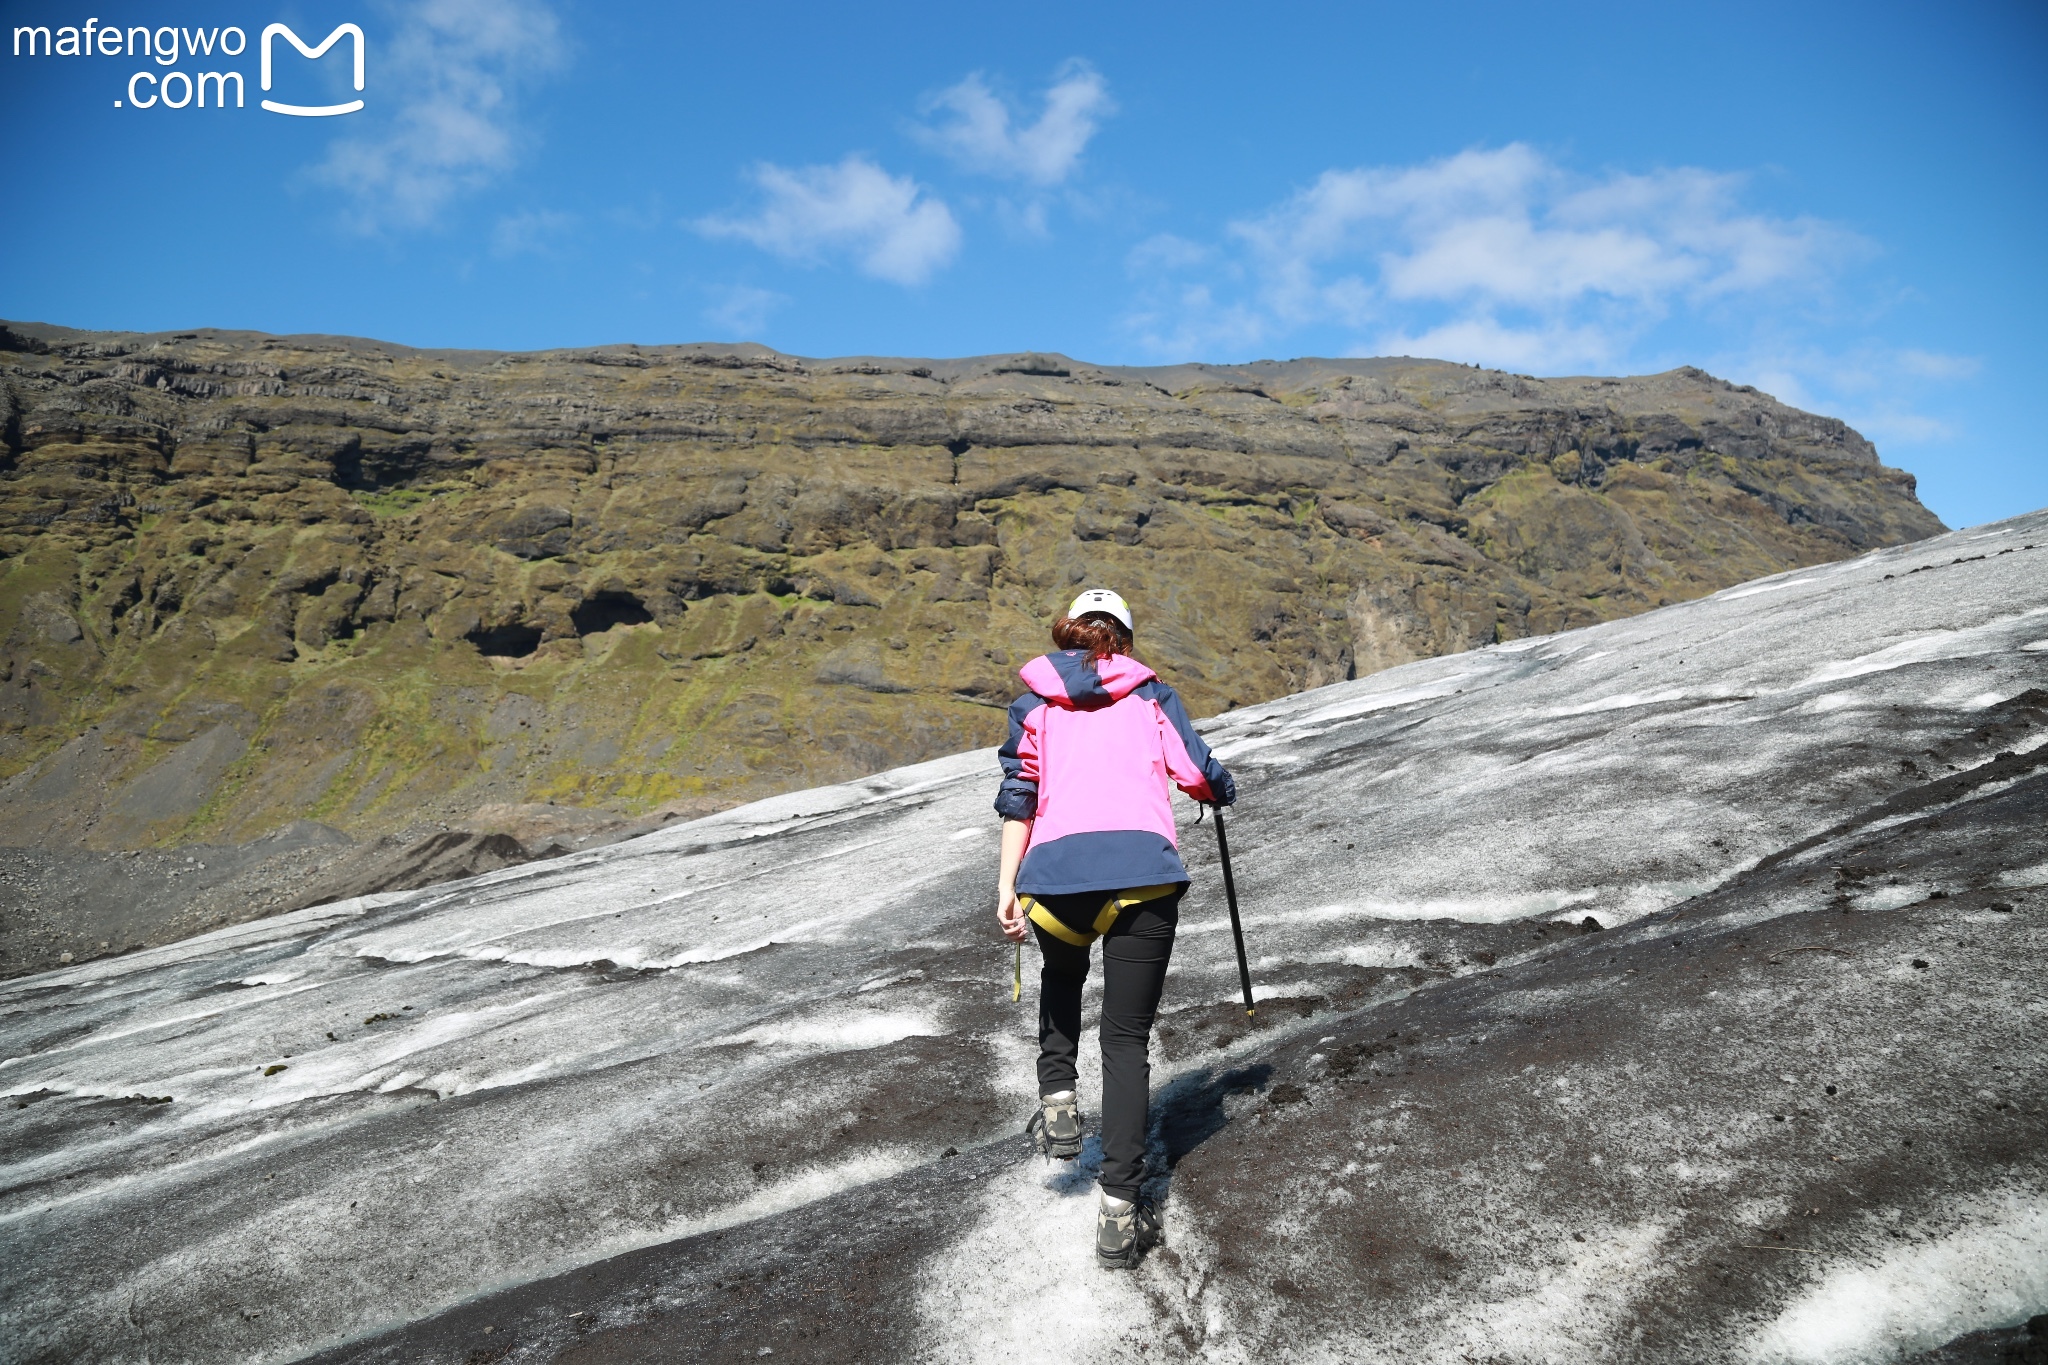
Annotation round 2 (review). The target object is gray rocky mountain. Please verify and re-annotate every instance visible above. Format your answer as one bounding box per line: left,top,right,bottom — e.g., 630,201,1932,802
2,510,2040,1364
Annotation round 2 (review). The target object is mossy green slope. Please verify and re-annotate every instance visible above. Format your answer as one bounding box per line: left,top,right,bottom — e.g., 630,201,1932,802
0,324,1944,850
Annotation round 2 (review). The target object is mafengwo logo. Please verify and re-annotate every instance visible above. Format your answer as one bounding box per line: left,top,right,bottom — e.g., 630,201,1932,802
10,18,365,116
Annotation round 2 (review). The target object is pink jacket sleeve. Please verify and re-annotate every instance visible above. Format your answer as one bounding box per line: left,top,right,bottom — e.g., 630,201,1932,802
1016,709,1042,785
1154,699,1217,802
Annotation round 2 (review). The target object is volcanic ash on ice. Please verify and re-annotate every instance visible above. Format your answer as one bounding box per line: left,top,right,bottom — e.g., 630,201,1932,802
4,513,2046,1364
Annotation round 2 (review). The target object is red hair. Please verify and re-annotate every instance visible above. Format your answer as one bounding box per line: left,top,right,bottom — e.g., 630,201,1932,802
1052,612,1132,663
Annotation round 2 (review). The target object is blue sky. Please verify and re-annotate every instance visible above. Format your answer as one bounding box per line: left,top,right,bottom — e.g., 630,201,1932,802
3,1,2043,528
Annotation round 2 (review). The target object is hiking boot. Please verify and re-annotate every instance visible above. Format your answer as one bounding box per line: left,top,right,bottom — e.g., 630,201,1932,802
1096,1192,1161,1269
1025,1090,1083,1159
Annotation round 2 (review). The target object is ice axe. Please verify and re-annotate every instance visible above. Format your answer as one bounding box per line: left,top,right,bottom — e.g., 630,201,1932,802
1210,803,1255,1019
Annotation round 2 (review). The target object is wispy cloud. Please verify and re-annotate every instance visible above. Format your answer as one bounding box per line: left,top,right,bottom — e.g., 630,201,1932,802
695,155,961,286
1368,317,1623,373
315,0,563,231
914,61,1114,186
1894,349,1982,382
1127,233,1211,272
1127,144,1863,371
1728,343,1982,447
491,208,576,257
702,284,790,338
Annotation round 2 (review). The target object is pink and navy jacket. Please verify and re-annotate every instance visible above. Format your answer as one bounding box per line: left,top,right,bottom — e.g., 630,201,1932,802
995,651,1238,895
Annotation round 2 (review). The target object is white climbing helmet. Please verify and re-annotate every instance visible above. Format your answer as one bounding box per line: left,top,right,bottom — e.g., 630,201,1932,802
1067,588,1132,632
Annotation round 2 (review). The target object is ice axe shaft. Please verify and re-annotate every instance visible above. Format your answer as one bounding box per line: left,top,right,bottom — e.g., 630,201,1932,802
1213,804,1255,1018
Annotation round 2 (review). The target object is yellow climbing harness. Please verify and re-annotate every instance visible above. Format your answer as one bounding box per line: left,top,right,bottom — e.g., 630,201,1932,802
1009,884,1182,1002
1020,884,1182,947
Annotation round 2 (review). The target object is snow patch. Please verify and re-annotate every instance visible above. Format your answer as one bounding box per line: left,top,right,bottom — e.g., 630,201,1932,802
1853,884,1930,913
1799,608,2048,687
551,1148,931,1277
1546,687,1697,717
1666,1159,1736,1185
716,1011,935,1053
1997,862,2048,889
1748,1188,2048,1364
1419,1217,1678,1364
914,1137,1153,1363
1212,675,1473,760
1603,879,1721,926
1251,981,1319,1002
1339,941,1423,969
1302,675,1472,726
1259,890,1600,925
1720,577,1822,601
664,1148,924,1242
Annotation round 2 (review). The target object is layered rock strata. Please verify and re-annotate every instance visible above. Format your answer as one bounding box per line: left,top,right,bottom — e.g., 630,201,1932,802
0,322,1943,970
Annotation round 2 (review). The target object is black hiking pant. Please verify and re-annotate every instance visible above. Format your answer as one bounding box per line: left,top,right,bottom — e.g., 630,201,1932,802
1031,887,1182,1202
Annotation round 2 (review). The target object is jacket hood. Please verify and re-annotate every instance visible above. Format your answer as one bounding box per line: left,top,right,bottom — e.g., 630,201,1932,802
1018,651,1157,709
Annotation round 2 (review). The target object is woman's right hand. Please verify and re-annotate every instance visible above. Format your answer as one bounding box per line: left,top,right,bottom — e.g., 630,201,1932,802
997,887,1029,942
996,817,1033,943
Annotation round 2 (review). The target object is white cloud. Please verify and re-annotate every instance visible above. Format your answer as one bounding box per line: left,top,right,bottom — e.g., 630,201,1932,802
1368,317,1622,373
695,155,961,286
1120,145,1974,459
703,284,789,338
1857,411,1960,444
1130,144,1865,372
1127,233,1211,272
1895,349,1982,381
914,61,1114,186
313,0,562,231
1123,282,1271,361
491,208,575,258
1233,150,1846,313
1722,343,1980,450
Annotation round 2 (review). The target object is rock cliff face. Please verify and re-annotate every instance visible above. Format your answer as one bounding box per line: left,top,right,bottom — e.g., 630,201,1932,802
0,322,1941,960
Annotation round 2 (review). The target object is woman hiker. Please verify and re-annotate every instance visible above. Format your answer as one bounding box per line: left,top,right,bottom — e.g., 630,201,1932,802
993,588,1238,1269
